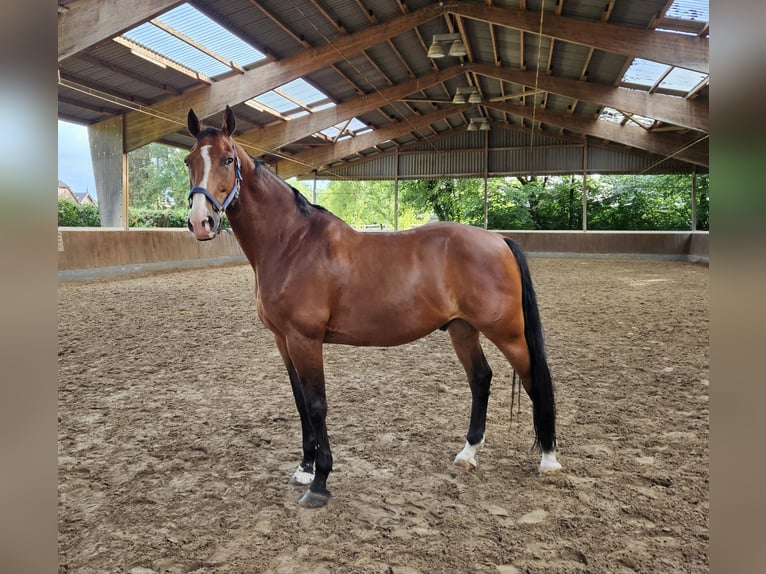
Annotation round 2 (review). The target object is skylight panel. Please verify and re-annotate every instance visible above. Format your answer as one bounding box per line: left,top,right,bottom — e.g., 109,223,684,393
253,91,301,115
346,118,368,132
280,79,331,107
621,59,671,87
666,0,709,22
121,2,266,78
598,107,623,123
321,126,342,138
158,4,267,67
658,67,708,92
124,23,232,77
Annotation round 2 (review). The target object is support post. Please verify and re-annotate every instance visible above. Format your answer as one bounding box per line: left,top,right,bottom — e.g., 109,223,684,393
88,115,126,228
691,168,697,231
483,128,489,230
582,142,588,231
394,149,399,230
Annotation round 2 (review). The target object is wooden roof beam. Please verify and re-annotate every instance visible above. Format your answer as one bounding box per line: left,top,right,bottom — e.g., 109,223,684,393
119,3,445,151
449,3,708,73
58,0,183,61
277,104,472,178
487,101,707,167
470,64,708,133
235,65,467,153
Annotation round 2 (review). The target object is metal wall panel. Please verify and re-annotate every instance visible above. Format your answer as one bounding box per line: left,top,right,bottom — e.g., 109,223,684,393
313,140,701,180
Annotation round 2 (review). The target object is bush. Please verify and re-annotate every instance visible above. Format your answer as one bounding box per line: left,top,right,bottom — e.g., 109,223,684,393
58,200,101,226
58,200,234,229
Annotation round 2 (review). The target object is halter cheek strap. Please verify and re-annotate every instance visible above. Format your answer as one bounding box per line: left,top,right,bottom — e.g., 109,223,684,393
188,142,243,213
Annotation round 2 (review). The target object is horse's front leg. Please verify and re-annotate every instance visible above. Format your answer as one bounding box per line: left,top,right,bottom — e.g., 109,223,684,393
284,334,333,508
274,336,315,486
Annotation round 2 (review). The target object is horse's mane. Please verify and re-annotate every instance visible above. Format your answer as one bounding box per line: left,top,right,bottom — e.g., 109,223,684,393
253,158,330,219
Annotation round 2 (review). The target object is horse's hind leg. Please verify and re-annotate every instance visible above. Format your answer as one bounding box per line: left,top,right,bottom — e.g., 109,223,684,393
486,331,562,475
448,320,493,470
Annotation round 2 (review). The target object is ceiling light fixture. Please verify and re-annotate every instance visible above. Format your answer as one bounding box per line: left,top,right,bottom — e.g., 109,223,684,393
452,86,481,105
427,33,467,58
468,117,490,131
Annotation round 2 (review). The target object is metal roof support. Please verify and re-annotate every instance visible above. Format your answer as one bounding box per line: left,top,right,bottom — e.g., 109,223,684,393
691,168,697,232
483,128,489,230
394,147,400,231
582,142,588,232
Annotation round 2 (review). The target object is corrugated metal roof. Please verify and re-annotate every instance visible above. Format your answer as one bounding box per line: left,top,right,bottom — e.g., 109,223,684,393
58,0,708,176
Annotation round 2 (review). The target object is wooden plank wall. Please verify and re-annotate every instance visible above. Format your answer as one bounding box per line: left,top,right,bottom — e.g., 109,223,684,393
58,228,708,278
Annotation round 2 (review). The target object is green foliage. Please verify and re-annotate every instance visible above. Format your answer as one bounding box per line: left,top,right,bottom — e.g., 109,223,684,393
57,199,233,229
315,179,423,229
396,173,707,231
107,139,711,232
128,208,188,228
128,143,189,209
58,200,101,226
587,174,706,231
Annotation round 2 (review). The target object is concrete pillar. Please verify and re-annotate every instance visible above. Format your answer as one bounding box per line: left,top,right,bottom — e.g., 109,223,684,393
88,116,126,228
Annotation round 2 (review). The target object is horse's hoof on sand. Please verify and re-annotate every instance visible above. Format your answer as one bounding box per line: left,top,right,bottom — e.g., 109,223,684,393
539,462,563,476
298,489,330,508
453,457,477,471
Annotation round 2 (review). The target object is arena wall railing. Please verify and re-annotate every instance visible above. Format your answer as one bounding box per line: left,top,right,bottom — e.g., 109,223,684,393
58,228,708,281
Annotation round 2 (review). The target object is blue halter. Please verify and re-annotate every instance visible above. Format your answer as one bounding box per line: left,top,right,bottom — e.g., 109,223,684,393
188,141,243,213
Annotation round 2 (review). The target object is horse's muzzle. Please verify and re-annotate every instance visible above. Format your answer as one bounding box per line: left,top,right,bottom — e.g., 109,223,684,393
187,212,220,241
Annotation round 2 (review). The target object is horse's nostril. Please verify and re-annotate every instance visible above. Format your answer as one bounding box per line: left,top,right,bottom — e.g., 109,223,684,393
187,219,193,232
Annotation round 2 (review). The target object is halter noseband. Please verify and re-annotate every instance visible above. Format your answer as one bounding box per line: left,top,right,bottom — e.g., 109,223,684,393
188,141,243,213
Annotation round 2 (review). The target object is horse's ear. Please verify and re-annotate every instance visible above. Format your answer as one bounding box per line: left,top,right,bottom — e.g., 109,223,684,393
222,105,236,136
187,109,200,137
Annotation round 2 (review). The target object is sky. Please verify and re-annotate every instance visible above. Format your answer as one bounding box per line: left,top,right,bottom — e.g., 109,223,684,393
58,120,97,199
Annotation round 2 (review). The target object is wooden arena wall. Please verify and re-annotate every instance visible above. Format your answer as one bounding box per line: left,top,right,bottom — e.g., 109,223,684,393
58,228,708,280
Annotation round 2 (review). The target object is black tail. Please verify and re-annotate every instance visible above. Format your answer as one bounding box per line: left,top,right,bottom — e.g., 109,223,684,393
504,238,557,452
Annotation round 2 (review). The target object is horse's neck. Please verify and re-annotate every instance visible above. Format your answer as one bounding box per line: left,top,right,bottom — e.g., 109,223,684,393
227,166,316,267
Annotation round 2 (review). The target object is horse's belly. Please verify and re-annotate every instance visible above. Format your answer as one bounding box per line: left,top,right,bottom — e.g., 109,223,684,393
324,304,446,347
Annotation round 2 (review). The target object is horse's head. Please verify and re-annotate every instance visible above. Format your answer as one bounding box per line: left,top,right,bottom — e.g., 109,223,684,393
185,106,242,240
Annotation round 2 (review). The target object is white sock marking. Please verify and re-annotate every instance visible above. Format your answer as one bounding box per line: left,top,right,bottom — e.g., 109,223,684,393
291,466,314,486
454,436,485,468
539,450,562,474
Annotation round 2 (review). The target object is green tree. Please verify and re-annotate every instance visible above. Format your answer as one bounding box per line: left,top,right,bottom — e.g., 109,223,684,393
58,200,101,226
315,180,423,229
128,143,188,209
399,178,485,224
588,174,701,230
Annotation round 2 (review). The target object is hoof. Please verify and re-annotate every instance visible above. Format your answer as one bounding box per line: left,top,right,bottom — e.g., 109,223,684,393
539,452,563,475
290,466,315,486
453,456,477,471
539,462,563,476
298,489,331,508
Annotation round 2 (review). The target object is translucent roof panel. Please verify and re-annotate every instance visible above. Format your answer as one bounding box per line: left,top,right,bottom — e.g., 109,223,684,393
253,91,302,115
158,4,266,67
666,0,709,22
122,2,266,78
124,24,232,77
658,67,708,92
622,59,671,87
319,118,368,139
280,79,331,107
598,107,623,124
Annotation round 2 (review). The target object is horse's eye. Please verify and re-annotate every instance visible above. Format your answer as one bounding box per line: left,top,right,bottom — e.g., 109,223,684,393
225,157,234,166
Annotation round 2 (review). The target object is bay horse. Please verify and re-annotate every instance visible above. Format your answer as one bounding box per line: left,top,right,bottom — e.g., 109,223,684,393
185,106,561,507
